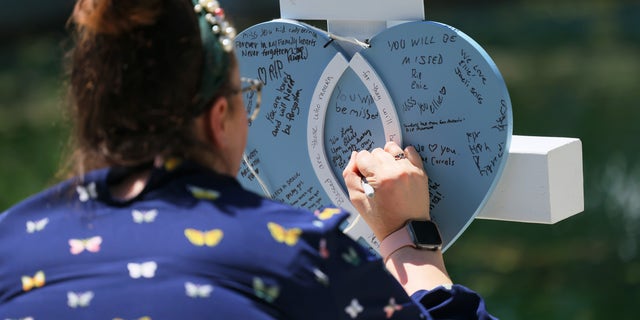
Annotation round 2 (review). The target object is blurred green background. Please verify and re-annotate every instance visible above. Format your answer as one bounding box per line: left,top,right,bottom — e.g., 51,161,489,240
1,0,638,318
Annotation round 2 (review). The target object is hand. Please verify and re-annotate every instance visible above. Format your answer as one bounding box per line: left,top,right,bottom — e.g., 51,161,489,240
342,141,430,241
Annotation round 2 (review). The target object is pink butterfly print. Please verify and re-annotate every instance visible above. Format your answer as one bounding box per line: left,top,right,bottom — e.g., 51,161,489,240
384,297,403,318
69,236,103,255
319,238,330,259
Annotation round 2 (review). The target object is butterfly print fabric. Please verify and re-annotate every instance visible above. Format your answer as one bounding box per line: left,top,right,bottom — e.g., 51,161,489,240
0,160,494,319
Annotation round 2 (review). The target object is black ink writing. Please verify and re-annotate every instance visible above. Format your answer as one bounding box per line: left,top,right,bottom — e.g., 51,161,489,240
492,99,508,132
327,125,375,170
266,72,302,137
456,49,487,105
332,85,380,120
429,179,444,211
257,59,284,86
467,131,505,176
401,54,443,66
403,117,465,132
402,86,448,115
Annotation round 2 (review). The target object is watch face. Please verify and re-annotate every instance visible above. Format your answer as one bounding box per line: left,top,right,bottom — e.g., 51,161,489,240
409,221,442,246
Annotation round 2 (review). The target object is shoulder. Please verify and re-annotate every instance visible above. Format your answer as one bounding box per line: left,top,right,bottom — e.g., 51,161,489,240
0,168,108,229
1,179,75,223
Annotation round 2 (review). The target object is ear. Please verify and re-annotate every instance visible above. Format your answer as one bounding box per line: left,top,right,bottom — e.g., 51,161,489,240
204,96,231,150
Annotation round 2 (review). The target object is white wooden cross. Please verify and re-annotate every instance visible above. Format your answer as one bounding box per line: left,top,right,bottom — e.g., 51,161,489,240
279,0,584,224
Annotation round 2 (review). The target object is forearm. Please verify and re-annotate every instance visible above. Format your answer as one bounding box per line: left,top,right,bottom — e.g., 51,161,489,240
384,247,453,295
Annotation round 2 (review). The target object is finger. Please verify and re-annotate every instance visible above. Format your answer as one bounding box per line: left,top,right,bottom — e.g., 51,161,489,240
354,149,378,178
404,145,426,171
384,141,404,156
342,151,362,191
370,146,392,160
343,151,357,175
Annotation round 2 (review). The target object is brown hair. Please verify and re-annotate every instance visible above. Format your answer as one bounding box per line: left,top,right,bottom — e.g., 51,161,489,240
61,0,232,178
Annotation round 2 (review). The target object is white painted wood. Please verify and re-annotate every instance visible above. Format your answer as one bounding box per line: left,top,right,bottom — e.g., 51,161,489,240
279,0,424,21
327,20,387,42
476,136,584,223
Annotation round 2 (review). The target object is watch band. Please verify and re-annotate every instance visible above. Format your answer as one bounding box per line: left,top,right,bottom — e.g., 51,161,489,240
379,225,415,262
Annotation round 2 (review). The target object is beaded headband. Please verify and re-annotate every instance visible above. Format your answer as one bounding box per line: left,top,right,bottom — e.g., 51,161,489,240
191,0,237,115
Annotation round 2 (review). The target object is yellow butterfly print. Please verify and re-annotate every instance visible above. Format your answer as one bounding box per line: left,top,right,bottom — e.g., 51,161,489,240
187,185,220,200
267,222,302,246
184,228,224,247
113,317,151,320
253,277,280,303
21,270,45,291
315,208,342,221
163,157,182,171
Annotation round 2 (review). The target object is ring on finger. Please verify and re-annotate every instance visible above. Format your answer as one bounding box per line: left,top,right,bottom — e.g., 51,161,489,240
393,153,407,161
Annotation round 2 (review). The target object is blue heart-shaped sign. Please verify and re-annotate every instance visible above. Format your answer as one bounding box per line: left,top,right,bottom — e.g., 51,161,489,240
234,19,512,252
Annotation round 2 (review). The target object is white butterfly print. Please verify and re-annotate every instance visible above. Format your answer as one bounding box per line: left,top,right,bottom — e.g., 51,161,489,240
76,182,98,202
313,268,330,287
68,236,103,255
67,291,94,308
345,298,364,319
127,261,157,279
26,217,49,233
185,282,214,298
4,317,34,320
131,209,158,224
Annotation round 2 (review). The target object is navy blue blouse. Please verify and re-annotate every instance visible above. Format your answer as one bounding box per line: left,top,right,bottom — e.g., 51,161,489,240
0,160,495,319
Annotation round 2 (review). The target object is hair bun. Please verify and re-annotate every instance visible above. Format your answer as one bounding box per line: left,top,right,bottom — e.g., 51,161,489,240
72,0,162,35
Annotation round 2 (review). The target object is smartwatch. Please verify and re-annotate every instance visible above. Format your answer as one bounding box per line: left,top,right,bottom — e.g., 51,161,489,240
379,220,443,261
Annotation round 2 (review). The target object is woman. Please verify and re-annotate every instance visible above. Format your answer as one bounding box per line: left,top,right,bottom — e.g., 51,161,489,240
0,0,495,318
